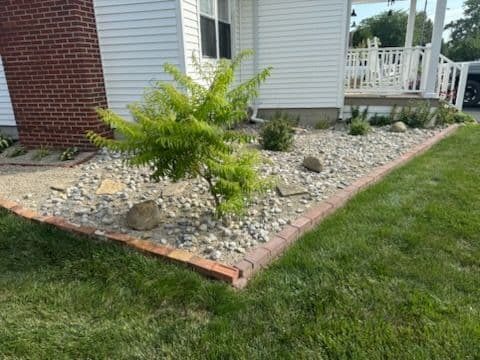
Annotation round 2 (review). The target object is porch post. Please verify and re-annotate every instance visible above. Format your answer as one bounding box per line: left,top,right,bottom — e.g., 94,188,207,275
423,0,447,98
405,0,417,48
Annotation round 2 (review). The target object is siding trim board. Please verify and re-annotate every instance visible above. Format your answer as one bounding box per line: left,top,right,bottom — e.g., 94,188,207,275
0,56,16,127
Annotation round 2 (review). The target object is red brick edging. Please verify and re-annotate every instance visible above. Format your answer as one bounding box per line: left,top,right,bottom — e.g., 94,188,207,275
0,125,459,288
232,124,460,288
0,151,97,168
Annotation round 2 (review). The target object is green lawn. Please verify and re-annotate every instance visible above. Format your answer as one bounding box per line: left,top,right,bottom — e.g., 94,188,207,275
1,126,480,359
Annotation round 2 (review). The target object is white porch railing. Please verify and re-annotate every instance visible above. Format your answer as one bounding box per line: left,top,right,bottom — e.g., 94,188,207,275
345,45,470,109
346,46,428,94
437,55,470,109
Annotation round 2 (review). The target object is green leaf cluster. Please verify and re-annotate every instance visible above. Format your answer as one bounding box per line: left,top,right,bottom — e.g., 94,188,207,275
397,101,436,128
59,147,79,161
444,0,480,61
260,112,296,152
0,132,13,152
436,102,477,125
87,51,272,216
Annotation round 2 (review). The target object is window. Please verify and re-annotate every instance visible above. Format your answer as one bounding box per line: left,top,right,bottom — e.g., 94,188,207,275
200,0,231,59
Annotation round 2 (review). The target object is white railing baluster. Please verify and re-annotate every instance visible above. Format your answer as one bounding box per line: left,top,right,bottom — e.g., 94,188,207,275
345,44,464,108
455,62,470,110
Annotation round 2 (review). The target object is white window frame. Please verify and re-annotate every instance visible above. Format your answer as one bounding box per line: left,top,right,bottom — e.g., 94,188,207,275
198,0,232,60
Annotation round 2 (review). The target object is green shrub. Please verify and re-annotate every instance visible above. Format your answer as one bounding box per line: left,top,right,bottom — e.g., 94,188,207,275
59,147,79,161
32,146,50,161
349,118,371,136
436,102,457,125
260,113,295,151
0,132,13,152
87,51,272,216
398,101,436,128
451,112,476,124
348,106,369,124
7,145,27,158
315,117,331,130
432,102,476,126
369,113,392,127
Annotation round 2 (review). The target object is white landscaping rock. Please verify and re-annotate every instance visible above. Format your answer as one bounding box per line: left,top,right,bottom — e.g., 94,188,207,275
1,125,442,265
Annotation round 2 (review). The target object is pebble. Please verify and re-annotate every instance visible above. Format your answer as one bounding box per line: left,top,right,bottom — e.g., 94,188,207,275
17,126,441,264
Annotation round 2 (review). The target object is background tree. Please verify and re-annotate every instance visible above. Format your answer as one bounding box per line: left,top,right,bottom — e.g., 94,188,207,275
444,0,480,61
352,10,433,48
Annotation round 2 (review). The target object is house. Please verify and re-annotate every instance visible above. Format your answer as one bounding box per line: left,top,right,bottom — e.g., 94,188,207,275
0,0,468,149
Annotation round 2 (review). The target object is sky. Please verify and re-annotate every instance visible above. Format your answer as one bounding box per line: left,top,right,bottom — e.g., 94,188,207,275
352,0,466,39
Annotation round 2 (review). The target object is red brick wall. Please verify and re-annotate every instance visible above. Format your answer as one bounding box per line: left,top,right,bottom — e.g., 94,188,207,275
0,0,112,149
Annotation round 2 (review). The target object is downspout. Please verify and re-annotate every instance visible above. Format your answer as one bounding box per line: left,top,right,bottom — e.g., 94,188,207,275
250,106,265,123
249,0,265,123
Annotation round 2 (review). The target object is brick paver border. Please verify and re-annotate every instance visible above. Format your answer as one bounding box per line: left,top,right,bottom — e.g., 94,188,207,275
0,124,459,288
0,151,97,168
233,124,460,287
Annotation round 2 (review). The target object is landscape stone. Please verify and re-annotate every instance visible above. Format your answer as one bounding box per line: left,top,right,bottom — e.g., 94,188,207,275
391,121,407,133
162,181,189,197
276,183,309,197
303,156,324,172
4,124,440,265
125,200,161,231
96,179,126,195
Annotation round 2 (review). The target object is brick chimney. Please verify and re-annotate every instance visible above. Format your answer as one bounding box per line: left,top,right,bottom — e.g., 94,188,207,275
0,0,112,149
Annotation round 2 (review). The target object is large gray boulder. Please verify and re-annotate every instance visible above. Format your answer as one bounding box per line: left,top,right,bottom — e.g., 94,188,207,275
303,156,324,173
391,121,407,133
126,200,161,230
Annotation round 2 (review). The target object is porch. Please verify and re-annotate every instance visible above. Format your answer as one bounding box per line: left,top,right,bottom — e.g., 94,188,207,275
345,0,470,110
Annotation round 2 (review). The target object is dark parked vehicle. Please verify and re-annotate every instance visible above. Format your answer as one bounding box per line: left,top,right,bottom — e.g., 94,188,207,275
465,62,480,107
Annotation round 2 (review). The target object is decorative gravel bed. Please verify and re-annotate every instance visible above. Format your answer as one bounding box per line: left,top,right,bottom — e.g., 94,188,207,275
0,126,442,264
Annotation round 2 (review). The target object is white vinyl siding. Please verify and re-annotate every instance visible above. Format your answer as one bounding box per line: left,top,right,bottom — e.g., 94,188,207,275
182,0,202,80
94,0,183,120
236,0,349,109
0,56,15,127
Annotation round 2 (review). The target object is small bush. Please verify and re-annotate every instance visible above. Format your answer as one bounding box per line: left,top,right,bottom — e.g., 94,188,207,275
347,106,369,124
349,118,371,136
369,113,392,127
32,146,50,161
451,112,476,124
59,147,79,161
434,102,476,126
436,102,457,125
398,101,436,128
0,132,13,152
88,51,272,216
260,113,295,152
315,117,331,130
7,145,27,158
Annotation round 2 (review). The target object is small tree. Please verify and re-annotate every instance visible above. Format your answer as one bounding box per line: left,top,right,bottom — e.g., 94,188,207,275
87,51,272,216
444,0,480,61
352,10,433,48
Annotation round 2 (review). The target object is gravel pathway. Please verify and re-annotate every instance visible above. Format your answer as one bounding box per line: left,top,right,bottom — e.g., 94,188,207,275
0,126,442,264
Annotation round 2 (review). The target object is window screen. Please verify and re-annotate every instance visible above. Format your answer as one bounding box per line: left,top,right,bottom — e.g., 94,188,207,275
199,0,231,59
200,0,214,16
201,16,217,58
219,21,231,59
217,0,229,22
